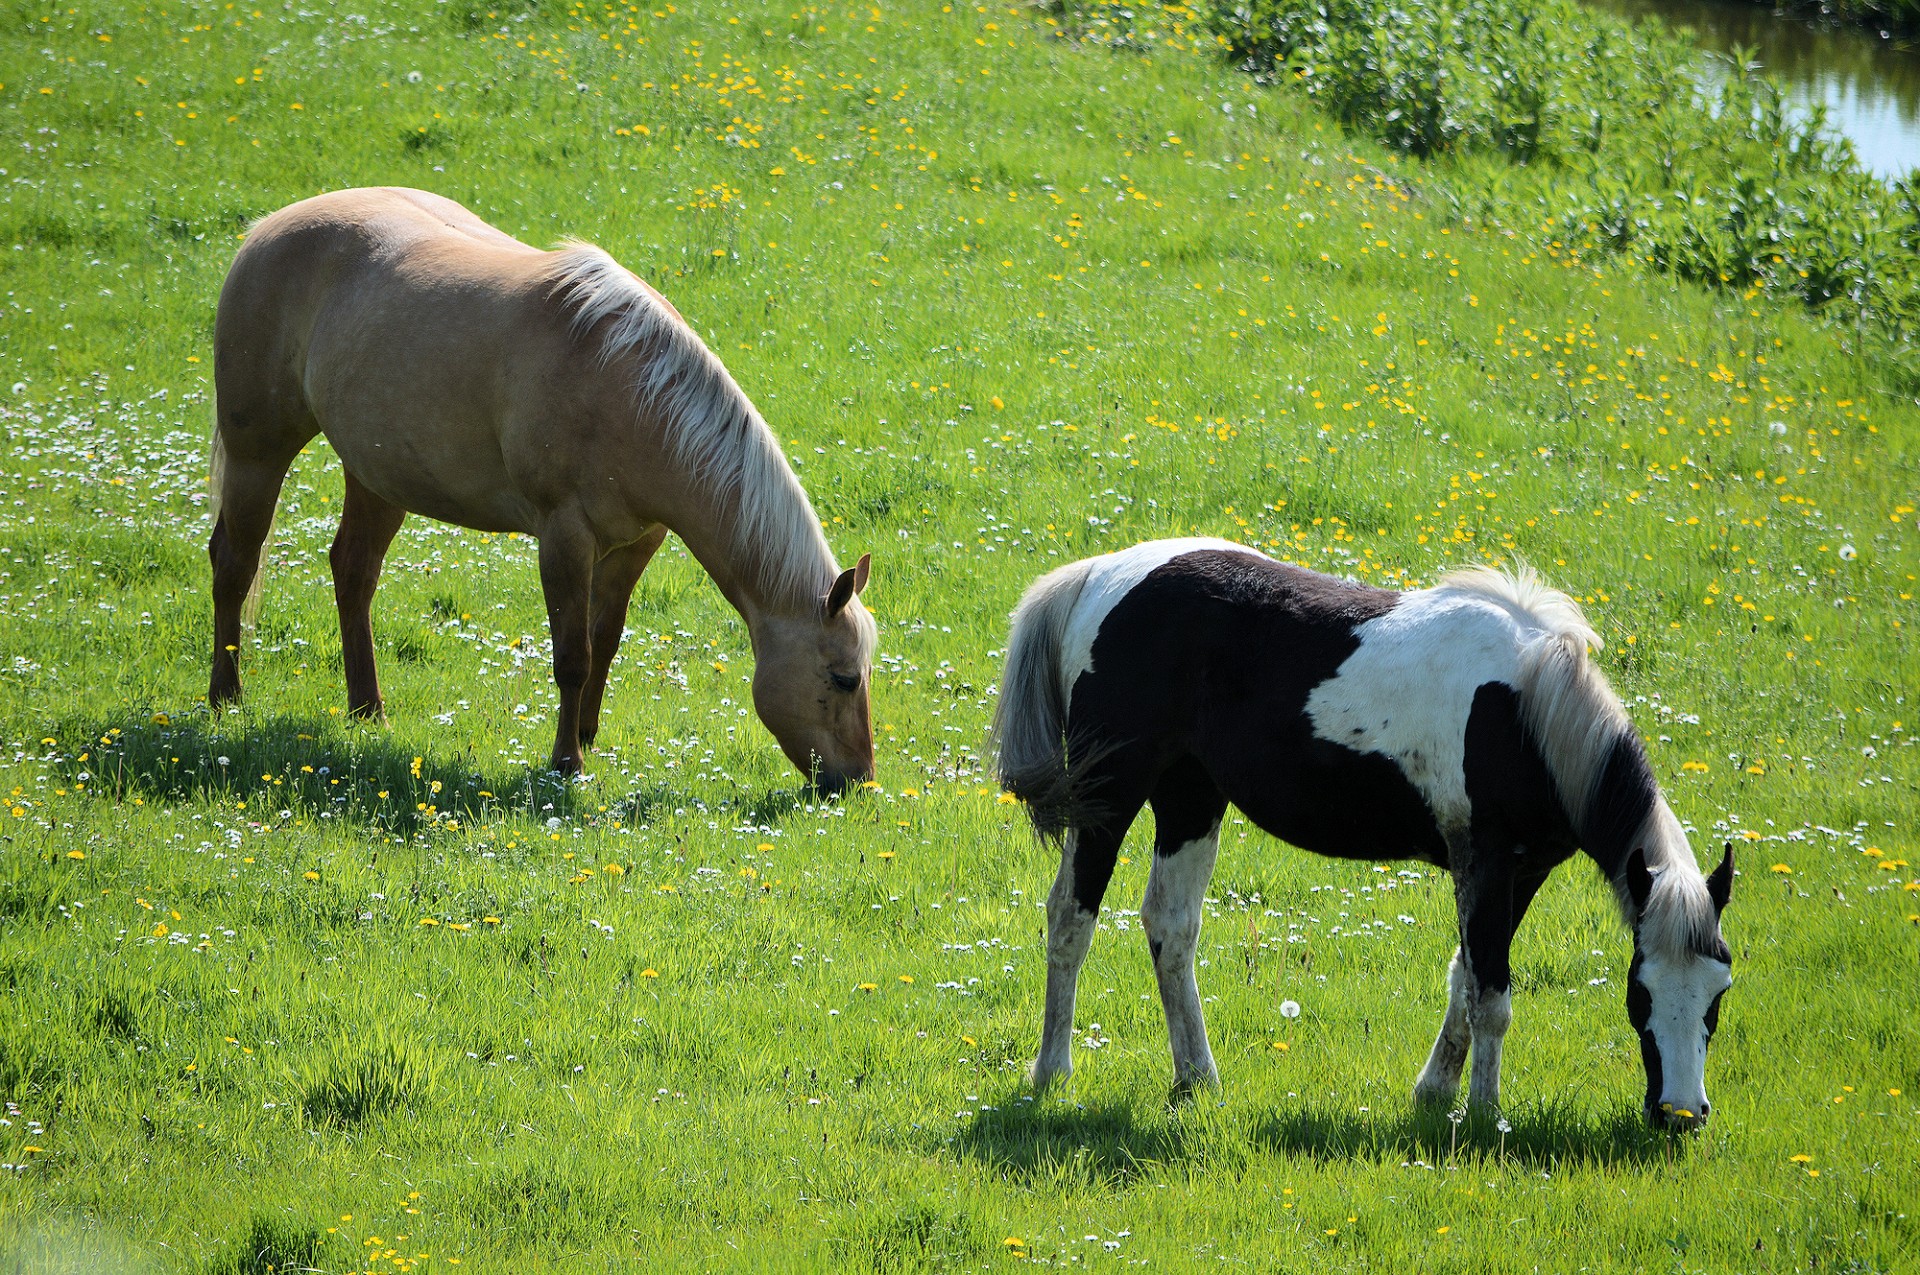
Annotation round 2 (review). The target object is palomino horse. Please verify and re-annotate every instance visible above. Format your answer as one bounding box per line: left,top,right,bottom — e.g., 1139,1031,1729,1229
209,187,875,788
994,539,1733,1126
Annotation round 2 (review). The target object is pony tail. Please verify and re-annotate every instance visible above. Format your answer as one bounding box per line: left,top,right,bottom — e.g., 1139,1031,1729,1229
992,559,1095,843
207,422,271,629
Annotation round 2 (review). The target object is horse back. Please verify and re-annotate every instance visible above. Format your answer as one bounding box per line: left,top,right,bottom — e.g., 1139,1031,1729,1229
1070,549,1573,869
215,188,656,535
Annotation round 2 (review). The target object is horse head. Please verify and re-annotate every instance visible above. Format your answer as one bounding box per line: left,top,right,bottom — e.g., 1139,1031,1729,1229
1625,843,1735,1129
750,553,876,794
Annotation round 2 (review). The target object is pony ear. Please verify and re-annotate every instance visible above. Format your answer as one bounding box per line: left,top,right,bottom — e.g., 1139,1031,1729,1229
1625,846,1655,916
825,553,871,617
1707,842,1734,914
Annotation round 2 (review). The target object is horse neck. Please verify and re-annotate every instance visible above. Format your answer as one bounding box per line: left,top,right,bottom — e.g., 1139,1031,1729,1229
1569,728,1669,892
658,413,839,630
1572,738,1708,931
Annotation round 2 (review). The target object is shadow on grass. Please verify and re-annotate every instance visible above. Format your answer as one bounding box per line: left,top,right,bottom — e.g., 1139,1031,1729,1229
59,709,808,836
947,1096,1202,1188
1254,1096,1675,1168
944,1090,1676,1182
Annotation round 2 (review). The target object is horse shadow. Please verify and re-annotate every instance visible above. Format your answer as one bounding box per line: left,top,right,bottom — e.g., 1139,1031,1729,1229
59,709,807,837
944,1086,1674,1182
1252,1096,1675,1169
946,1094,1206,1188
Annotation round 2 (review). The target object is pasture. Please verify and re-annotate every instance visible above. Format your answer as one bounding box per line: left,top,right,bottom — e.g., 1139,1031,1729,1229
1,1,1915,1270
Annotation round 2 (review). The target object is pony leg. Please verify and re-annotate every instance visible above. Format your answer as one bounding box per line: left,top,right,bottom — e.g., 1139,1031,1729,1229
579,526,668,750
1413,947,1473,1107
1031,821,1130,1089
1463,869,1551,1110
329,470,407,720
207,448,301,709
1141,757,1228,1095
537,515,599,775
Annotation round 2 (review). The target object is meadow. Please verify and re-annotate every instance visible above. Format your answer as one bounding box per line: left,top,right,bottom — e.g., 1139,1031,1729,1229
1,0,1916,1270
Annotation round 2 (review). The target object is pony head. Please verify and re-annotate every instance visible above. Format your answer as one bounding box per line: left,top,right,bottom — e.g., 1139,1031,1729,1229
1625,842,1735,1129
750,554,876,794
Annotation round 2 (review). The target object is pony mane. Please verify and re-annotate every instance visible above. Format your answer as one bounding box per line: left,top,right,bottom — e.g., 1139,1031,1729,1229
1437,564,1718,955
1630,803,1725,960
546,243,838,610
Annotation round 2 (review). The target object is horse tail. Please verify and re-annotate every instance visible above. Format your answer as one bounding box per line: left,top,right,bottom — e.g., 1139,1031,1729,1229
993,557,1098,843
207,418,271,629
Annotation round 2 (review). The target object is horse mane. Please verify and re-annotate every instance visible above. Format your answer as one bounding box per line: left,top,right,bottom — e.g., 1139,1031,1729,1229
545,243,838,611
1436,564,1719,956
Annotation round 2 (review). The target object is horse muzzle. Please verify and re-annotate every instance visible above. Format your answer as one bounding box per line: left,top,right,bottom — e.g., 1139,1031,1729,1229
808,761,874,798
1647,1099,1711,1130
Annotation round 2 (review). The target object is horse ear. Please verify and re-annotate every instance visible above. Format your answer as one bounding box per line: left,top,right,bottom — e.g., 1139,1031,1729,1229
1625,846,1655,916
1707,842,1734,914
825,553,870,617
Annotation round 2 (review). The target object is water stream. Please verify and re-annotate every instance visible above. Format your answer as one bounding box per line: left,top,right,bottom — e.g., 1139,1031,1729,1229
1585,0,1920,179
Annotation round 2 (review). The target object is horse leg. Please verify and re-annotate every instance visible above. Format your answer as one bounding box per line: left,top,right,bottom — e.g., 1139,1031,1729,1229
207,445,303,709
1140,755,1228,1096
1416,864,1540,1111
329,470,407,719
579,526,668,750
1413,946,1474,1107
537,514,599,774
1031,812,1138,1089
1462,868,1553,1111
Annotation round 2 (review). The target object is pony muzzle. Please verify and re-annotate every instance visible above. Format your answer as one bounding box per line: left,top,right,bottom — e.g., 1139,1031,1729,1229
1648,1098,1710,1130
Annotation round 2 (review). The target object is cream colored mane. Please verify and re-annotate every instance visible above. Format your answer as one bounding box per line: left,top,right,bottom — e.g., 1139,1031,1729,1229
548,244,838,611
1437,564,1718,955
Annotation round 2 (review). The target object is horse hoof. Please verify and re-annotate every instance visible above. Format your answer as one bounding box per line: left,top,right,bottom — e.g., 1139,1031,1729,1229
1027,1060,1067,1090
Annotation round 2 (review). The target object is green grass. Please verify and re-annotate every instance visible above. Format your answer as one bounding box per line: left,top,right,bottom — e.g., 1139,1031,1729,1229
1,0,1916,1270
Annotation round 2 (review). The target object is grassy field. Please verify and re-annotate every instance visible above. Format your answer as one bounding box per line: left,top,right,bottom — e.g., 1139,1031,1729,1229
1,1,1916,1270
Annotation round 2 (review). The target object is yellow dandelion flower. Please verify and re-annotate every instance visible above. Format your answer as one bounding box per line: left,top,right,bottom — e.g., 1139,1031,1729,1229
418,917,439,927
604,862,625,875
640,968,658,979
858,982,878,992
898,974,914,984
66,850,85,860
303,870,319,881
1771,864,1793,874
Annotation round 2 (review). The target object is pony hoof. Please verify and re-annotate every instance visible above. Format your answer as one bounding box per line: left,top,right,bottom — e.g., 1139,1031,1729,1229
1168,1068,1220,1105
1027,1060,1067,1091
1412,1082,1459,1108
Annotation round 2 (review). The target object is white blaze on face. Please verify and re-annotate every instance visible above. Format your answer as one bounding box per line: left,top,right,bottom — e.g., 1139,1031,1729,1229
1640,951,1733,1121
1058,538,1267,686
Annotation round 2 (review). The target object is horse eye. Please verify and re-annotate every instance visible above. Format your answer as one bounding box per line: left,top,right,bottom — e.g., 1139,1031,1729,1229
830,671,861,694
